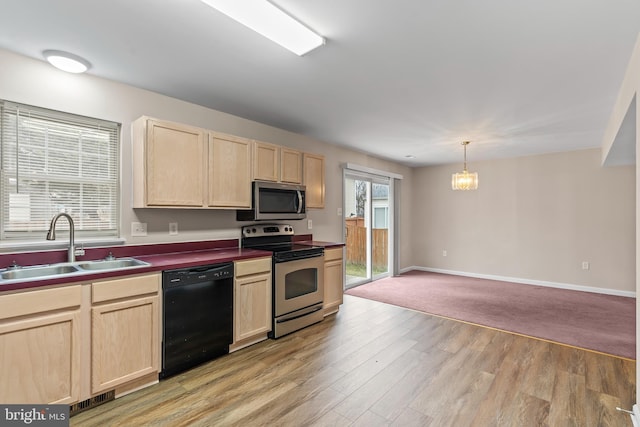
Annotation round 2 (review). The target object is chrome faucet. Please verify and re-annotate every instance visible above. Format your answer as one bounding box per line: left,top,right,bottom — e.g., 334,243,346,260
46,213,84,263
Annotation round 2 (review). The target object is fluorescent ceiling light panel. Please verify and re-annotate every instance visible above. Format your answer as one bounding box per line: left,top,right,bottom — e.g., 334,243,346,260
201,0,325,56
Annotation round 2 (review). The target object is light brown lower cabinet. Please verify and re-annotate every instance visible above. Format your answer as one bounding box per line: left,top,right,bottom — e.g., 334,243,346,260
231,257,272,352
0,286,82,404
0,273,161,405
323,247,344,316
91,274,161,395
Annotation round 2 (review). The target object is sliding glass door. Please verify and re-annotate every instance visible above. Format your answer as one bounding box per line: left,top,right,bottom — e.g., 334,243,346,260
344,171,391,288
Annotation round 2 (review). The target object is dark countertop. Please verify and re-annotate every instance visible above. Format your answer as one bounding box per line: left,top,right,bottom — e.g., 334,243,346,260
0,236,344,293
298,240,345,249
292,234,344,249
0,246,272,293
136,248,272,271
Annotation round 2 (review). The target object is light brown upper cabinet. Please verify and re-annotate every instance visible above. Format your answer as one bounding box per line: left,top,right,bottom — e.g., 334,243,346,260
133,117,252,209
253,141,280,182
280,147,303,184
133,116,322,209
304,153,325,208
253,141,303,184
133,117,206,208
208,132,252,208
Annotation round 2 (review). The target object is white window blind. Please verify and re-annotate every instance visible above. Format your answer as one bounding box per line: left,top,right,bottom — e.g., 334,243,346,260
0,101,120,240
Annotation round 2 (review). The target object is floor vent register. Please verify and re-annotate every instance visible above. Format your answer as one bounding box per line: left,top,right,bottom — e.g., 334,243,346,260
70,390,115,417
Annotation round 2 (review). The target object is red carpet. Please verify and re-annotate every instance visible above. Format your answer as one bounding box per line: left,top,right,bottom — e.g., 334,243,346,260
345,271,635,359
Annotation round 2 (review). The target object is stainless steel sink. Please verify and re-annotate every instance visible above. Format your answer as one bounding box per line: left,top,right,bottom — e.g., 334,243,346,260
0,264,80,280
77,258,150,271
0,257,151,284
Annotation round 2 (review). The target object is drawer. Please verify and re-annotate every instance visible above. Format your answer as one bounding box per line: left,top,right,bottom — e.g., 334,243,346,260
235,257,272,277
92,273,160,303
0,285,82,320
324,247,343,262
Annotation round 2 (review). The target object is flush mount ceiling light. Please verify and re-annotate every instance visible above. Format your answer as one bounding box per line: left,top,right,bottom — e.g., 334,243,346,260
43,50,91,73
451,141,478,190
200,0,325,56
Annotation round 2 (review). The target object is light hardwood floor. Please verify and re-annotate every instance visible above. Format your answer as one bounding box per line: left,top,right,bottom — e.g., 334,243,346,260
71,295,636,426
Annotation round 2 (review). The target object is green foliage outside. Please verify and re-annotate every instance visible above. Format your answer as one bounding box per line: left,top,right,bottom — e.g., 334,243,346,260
346,262,388,277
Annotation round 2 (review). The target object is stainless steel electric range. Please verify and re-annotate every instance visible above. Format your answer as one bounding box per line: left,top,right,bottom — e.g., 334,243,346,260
241,224,324,338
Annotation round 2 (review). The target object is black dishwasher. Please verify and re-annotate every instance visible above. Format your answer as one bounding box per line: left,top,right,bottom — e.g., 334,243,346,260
161,262,234,379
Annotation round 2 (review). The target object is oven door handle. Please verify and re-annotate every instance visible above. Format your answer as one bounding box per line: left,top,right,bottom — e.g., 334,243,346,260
276,305,322,323
274,251,323,263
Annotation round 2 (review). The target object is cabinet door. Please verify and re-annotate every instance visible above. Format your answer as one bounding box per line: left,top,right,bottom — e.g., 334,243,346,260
91,295,159,394
234,273,272,342
0,311,81,404
254,141,279,182
208,133,252,208
324,248,344,315
145,119,206,207
303,153,325,208
280,148,303,184
0,285,82,404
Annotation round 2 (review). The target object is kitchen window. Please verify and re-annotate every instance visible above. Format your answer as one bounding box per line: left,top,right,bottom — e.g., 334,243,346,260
0,101,120,242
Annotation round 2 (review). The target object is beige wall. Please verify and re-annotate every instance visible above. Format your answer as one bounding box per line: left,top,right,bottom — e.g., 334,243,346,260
0,49,413,270
412,148,635,292
602,31,639,398
1,48,633,292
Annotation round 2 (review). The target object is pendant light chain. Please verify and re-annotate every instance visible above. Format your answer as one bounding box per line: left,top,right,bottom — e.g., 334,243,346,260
463,141,468,172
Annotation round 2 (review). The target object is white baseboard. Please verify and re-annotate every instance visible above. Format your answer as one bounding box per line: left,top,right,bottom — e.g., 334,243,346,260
399,266,636,298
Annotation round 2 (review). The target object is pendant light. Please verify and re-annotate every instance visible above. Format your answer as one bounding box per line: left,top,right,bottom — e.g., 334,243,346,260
451,141,478,190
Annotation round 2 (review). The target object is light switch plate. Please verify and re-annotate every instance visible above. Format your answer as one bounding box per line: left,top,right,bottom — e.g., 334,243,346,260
307,219,313,229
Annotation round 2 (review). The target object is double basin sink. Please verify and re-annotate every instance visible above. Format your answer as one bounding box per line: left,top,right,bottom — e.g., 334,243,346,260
0,258,150,284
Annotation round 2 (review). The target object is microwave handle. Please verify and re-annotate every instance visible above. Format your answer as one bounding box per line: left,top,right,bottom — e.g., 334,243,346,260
296,190,303,214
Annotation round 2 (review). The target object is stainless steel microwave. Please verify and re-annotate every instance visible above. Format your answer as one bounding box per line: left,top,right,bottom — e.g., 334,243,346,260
236,181,306,221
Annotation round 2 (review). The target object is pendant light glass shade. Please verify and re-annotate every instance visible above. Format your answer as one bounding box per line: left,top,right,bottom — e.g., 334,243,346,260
452,141,478,190
452,170,478,190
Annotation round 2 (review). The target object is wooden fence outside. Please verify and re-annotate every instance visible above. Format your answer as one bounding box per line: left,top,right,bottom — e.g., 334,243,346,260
345,218,388,268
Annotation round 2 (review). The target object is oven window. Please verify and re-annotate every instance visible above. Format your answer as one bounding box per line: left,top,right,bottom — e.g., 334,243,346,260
284,268,318,299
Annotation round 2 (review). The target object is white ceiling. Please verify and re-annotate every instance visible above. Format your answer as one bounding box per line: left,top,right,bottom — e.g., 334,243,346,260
0,0,638,166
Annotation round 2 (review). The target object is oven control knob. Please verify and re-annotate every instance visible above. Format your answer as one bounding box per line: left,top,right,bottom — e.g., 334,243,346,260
252,228,257,233
245,229,251,234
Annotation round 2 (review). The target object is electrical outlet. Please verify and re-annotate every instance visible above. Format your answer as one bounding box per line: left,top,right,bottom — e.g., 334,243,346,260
442,250,447,257
307,219,313,229
582,261,590,270
131,222,147,237
169,222,178,235
337,207,343,216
